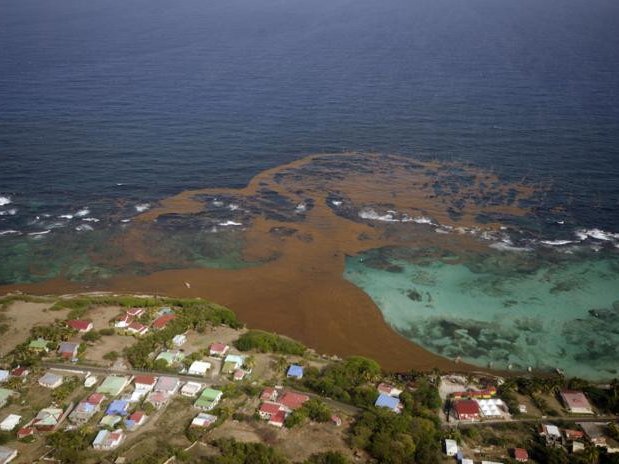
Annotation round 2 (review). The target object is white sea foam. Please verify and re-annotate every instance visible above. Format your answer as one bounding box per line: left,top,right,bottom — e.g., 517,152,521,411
75,224,93,232
489,242,532,252
434,228,451,234
0,208,17,216
228,203,239,211
218,220,242,226
575,228,619,242
75,208,90,217
135,203,150,213
0,196,11,206
358,208,398,222
59,214,74,219
120,218,132,223
295,202,307,212
82,217,100,222
412,216,435,225
331,200,343,206
28,230,51,236
540,239,575,246
212,200,224,207
0,230,20,236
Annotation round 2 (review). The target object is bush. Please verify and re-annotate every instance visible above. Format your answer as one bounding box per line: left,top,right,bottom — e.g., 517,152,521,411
99,327,115,336
81,331,101,342
234,330,306,355
304,451,351,464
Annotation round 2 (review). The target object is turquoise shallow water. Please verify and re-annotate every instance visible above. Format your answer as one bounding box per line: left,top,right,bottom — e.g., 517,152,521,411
344,248,619,380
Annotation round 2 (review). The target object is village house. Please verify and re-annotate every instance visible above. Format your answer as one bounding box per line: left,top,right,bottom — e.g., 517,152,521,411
452,400,481,421
513,447,529,462
114,313,133,329
444,439,458,456
38,372,63,389
451,386,497,400
377,382,403,398
331,415,342,426
233,369,246,381
477,398,509,418
222,354,245,374
578,422,608,447
57,341,80,359
69,401,98,425
106,400,130,416
181,381,203,397
16,427,34,440
28,338,49,353
134,375,157,393
257,388,309,427
152,314,175,330
87,392,106,407
146,391,170,409
172,334,187,347
560,391,594,415
32,407,64,431
84,375,98,388
209,342,229,357
0,446,17,464
126,308,145,318
188,360,211,377
99,415,122,428
0,371,9,384
0,415,20,432
539,424,562,446
154,376,181,395
127,322,148,336
191,412,217,428
375,393,402,413
67,319,93,333
125,411,147,430
286,364,304,379
92,429,125,450
194,388,223,411
97,376,130,396
10,367,29,379
260,387,278,402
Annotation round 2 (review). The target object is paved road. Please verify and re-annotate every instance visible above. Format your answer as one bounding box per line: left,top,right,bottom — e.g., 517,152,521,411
42,361,362,415
442,415,619,428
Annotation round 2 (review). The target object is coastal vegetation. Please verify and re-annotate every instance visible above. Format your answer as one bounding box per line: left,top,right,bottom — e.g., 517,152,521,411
234,330,306,356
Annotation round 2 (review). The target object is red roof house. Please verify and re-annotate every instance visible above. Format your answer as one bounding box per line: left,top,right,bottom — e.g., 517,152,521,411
67,320,93,332
259,402,281,419
115,313,133,328
269,410,286,427
126,308,145,317
134,375,157,390
127,322,148,336
453,400,481,421
260,387,277,402
564,429,585,441
17,427,35,439
560,391,594,414
87,393,106,406
11,367,29,378
279,392,309,412
514,448,529,462
209,342,229,357
152,314,176,329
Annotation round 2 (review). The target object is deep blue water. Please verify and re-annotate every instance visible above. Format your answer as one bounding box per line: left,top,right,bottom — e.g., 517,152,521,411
1,0,619,269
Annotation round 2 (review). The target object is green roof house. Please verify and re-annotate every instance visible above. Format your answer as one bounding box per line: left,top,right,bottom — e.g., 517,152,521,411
97,376,130,396
194,388,222,411
28,338,50,352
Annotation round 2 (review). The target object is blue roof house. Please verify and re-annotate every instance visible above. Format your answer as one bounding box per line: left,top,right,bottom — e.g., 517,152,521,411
286,365,304,379
375,393,402,413
106,400,130,416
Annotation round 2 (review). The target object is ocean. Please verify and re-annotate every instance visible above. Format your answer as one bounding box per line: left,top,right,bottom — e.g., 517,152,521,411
1,0,618,378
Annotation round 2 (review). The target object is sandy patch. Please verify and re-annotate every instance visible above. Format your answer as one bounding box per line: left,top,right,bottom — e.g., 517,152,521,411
0,302,67,355
83,334,137,365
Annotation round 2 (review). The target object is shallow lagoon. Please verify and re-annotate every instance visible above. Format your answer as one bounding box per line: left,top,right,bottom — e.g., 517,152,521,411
345,247,619,380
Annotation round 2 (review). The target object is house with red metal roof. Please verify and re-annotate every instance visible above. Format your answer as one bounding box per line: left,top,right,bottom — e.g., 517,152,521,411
114,314,133,329
560,391,594,414
257,388,309,427
57,342,80,359
260,387,277,402
452,400,481,421
126,308,145,318
209,342,229,357
152,314,176,330
127,322,148,336
513,448,529,462
67,320,93,333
